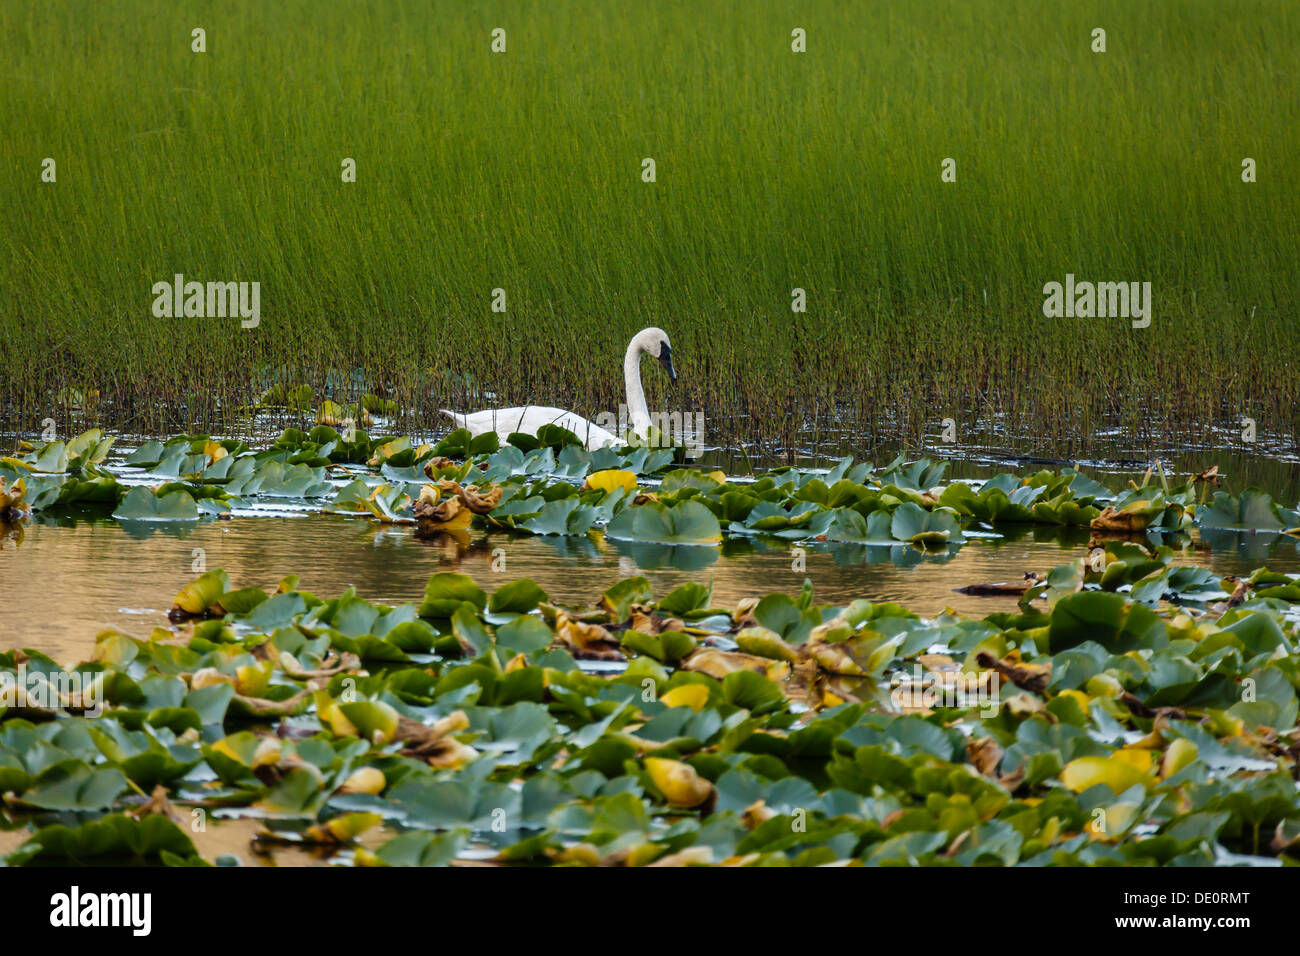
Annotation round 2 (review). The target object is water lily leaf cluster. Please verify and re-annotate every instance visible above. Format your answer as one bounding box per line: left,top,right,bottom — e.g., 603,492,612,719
5,431,1298,553
4,550,1300,867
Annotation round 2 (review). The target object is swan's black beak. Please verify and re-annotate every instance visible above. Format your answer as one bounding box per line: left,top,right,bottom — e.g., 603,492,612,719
659,344,677,382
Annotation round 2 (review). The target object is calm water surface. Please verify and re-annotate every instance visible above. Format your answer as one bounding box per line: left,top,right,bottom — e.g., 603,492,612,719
5,508,1299,664
4,424,1299,662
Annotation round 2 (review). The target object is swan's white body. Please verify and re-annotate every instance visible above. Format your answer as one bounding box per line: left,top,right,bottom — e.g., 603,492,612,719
441,406,622,450
441,328,674,451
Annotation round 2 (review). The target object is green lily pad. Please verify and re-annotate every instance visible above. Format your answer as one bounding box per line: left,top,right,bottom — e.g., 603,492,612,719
605,500,722,545
112,486,203,521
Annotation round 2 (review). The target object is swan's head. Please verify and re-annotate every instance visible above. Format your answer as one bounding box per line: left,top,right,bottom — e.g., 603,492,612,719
634,327,676,382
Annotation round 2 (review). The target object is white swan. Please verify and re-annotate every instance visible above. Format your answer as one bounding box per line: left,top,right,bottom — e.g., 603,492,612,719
441,327,676,450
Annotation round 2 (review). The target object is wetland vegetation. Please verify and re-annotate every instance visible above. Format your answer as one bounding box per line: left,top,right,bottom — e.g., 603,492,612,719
4,0,1299,454
3,0,1299,873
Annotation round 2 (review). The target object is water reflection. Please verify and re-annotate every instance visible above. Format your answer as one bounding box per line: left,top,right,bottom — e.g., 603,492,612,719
4,509,1298,665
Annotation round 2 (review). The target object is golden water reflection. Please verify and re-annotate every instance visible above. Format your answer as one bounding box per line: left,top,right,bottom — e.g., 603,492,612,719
3,513,1299,665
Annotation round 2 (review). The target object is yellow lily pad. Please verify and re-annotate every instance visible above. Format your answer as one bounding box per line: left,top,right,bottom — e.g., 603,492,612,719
659,684,709,711
586,469,638,494
1060,754,1154,794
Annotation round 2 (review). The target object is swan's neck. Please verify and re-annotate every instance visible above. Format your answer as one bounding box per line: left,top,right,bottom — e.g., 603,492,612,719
623,340,652,437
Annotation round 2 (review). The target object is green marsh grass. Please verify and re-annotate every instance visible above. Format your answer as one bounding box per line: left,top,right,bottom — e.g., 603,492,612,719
2,0,1297,458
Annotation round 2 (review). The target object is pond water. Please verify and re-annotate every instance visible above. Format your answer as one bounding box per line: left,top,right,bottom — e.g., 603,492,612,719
6,492,1300,664
4,430,1300,866
3,424,1300,663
